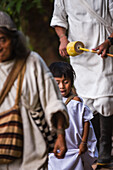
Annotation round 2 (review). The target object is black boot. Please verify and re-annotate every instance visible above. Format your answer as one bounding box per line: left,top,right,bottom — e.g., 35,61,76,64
91,113,100,151
97,114,112,165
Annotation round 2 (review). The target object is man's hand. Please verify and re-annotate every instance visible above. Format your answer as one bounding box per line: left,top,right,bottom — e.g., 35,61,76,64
54,26,69,58
53,134,67,159
92,39,110,58
59,36,69,58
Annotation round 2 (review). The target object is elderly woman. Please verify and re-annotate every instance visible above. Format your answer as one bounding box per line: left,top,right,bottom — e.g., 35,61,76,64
0,11,69,170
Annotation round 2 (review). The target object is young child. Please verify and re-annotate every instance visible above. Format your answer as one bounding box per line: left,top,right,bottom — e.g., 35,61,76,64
48,62,98,170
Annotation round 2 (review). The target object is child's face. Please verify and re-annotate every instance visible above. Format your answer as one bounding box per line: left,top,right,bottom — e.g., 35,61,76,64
54,75,72,97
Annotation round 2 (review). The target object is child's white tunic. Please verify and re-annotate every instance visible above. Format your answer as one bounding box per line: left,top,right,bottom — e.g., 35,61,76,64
48,97,98,170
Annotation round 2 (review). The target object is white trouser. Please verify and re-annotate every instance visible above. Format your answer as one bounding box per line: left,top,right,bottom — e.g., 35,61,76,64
82,96,113,117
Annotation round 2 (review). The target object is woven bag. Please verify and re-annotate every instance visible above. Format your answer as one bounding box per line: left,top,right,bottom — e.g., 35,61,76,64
0,107,23,164
0,60,26,164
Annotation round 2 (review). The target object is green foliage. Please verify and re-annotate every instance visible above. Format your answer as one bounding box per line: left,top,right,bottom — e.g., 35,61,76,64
0,0,53,28
0,0,53,13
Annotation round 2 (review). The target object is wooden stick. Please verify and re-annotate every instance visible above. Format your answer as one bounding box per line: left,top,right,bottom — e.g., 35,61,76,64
79,47,113,58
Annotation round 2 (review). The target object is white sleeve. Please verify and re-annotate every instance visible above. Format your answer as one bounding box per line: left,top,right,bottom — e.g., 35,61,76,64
83,105,94,122
109,0,113,21
32,52,69,129
50,0,68,29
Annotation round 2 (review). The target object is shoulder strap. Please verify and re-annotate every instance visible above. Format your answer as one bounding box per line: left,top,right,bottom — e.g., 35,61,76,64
79,0,113,35
15,64,26,106
65,94,76,105
0,56,28,105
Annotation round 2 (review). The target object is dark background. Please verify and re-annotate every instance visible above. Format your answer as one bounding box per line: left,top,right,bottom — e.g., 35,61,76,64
0,0,66,65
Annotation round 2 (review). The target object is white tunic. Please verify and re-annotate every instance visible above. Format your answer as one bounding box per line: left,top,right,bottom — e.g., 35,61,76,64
48,97,98,170
0,51,69,170
51,0,113,98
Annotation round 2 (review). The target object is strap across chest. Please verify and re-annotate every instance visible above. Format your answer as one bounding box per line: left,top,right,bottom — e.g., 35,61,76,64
0,58,27,106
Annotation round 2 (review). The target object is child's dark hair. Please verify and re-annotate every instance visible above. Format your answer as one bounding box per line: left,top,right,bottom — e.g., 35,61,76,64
49,61,76,86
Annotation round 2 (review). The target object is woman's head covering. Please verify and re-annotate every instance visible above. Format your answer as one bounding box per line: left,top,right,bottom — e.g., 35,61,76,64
0,11,17,31
0,11,30,59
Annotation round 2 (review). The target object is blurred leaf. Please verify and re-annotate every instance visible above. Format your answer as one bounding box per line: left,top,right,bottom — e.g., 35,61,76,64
0,0,54,28
16,0,23,13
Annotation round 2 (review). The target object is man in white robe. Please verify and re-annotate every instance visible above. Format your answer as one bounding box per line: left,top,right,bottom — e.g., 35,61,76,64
50,0,113,167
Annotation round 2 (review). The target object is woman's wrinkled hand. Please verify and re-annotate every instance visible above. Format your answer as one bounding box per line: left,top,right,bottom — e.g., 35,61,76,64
53,134,67,159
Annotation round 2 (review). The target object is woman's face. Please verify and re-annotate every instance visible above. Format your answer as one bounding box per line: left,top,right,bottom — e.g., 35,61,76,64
0,33,12,63
54,75,72,97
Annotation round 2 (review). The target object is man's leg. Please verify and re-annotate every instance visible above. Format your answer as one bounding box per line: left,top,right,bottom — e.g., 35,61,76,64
97,114,113,164
93,97,113,167
91,113,100,151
